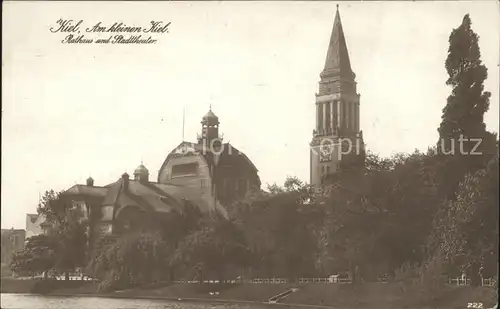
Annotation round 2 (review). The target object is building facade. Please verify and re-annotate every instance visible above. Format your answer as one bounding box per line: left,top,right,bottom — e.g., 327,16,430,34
53,109,260,247
25,214,50,238
1,229,26,265
310,6,365,186
158,108,261,207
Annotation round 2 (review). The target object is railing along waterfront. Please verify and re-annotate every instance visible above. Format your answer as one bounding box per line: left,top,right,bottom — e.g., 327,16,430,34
174,277,352,284
175,277,496,286
448,277,496,287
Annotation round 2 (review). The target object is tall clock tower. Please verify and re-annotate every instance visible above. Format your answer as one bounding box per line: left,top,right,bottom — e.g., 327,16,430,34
310,5,364,187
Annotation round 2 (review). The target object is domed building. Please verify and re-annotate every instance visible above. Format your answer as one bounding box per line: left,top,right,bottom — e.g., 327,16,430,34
58,108,260,247
158,107,261,207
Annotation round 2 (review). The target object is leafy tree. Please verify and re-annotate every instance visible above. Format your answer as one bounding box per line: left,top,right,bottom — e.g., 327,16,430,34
461,157,499,279
266,183,285,195
318,150,443,281
87,232,169,291
37,190,88,278
10,235,57,279
231,177,319,279
166,199,203,244
430,156,499,285
172,213,250,282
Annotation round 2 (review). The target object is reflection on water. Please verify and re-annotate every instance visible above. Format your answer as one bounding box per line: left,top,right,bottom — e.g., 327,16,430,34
0,294,262,309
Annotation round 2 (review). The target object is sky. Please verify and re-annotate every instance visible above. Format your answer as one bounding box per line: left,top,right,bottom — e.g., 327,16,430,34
2,1,499,229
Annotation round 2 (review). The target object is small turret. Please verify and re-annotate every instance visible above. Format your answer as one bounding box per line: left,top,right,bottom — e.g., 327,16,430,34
198,106,220,149
133,163,149,183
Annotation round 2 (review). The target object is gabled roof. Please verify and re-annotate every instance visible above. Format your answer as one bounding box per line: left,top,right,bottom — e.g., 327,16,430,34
101,177,226,219
64,184,108,198
153,182,222,214
102,179,136,207
102,178,185,215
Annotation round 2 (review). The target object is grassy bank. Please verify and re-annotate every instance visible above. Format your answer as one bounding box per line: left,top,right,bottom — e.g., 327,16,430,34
1,278,38,293
62,282,499,308
282,283,497,309
109,282,498,309
2,279,497,309
1,278,94,294
116,283,296,301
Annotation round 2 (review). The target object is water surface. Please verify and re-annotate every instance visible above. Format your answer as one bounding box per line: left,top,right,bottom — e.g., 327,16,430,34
0,294,264,309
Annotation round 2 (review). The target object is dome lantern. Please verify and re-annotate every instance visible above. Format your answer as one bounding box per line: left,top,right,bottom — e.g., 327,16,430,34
199,106,220,147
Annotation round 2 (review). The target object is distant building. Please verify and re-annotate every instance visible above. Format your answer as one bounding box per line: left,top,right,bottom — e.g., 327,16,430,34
1,229,26,265
25,213,50,238
310,6,365,186
55,109,260,249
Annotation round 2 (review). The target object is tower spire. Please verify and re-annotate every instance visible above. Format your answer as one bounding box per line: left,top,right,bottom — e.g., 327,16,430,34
322,5,355,80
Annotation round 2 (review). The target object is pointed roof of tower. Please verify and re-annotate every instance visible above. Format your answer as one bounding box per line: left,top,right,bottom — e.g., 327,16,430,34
202,106,219,124
321,5,355,80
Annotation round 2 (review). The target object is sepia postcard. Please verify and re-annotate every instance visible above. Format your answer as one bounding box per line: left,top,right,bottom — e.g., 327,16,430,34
1,1,499,309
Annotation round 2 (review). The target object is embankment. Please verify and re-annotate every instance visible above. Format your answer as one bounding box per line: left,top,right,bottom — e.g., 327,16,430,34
1,278,93,294
1,278,38,293
2,279,497,309
282,282,497,309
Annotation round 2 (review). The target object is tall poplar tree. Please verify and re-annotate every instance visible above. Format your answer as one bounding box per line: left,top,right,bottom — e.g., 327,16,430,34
438,14,496,199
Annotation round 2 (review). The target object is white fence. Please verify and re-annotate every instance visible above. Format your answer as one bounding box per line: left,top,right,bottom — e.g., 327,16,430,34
175,277,352,284
297,277,351,284
483,278,496,287
176,277,495,286
448,277,496,287
251,278,289,284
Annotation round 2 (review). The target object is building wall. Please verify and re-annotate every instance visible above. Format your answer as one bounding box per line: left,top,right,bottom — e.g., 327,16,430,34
214,162,260,205
310,142,341,187
70,200,89,222
311,90,361,186
310,135,365,186
158,153,214,208
158,148,261,209
1,229,26,264
25,214,44,239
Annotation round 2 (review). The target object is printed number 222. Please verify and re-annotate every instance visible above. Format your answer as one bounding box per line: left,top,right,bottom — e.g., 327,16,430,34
467,303,483,308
